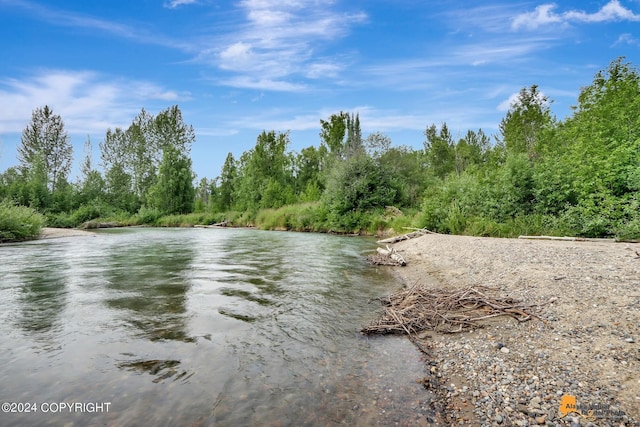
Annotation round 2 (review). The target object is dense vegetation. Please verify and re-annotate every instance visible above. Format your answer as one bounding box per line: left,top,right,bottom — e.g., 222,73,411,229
1,58,639,241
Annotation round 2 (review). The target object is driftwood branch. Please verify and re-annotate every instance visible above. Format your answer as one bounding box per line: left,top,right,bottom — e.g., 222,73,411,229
368,245,407,266
518,235,615,242
362,283,554,335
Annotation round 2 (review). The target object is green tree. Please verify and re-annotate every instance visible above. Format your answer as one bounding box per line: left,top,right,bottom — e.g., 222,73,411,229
378,145,427,207
323,154,399,219
77,137,105,206
99,105,195,211
100,128,138,211
234,131,294,211
294,145,327,200
454,129,490,175
320,112,348,155
364,132,392,159
149,145,195,215
18,105,73,194
319,111,363,159
217,152,237,211
194,177,210,212
424,123,455,179
499,85,554,158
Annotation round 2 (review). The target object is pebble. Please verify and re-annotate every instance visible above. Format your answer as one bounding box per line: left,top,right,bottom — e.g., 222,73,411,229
500,347,510,354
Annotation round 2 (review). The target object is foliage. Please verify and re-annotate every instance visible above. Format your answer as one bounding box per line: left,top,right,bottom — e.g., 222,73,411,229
323,154,400,228
499,85,554,158
99,105,194,210
0,201,44,242
18,105,73,193
2,58,640,239
149,144,195,215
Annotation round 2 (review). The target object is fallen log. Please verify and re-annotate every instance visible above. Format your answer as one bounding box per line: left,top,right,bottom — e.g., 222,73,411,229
378,230,424,244
375,245,406,266
518,235,615,242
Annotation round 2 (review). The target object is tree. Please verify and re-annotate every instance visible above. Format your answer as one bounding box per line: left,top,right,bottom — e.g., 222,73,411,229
323,154,399,218
319,111,363,158
454,129,490,175
194,177,210,212
18,105,73,193
149,144,195,215
378,145,427,207
77,137,105,206
424,123,455,179
320,112,348,155
364,132,392,159
217,152,237,211
99,105,196,211
100,128,137,211
499,85,554,158
234,131,294,210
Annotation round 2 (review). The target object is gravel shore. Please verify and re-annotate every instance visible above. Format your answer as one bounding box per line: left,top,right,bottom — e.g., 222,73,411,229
386,233,640,427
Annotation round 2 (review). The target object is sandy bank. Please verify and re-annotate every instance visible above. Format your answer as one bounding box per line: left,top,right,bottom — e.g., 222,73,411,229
385,233,639,426
39,227,95,239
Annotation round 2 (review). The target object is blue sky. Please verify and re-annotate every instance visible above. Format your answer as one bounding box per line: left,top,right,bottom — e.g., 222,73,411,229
1,0,639,181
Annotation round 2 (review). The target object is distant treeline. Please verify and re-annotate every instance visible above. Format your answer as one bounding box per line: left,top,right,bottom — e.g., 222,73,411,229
1,57,639,240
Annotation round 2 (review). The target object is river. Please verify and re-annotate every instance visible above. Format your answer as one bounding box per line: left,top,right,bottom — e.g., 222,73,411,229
0,228,435,426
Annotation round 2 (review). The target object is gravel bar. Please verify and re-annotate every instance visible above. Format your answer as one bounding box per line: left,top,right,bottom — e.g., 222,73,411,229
387,233,640,427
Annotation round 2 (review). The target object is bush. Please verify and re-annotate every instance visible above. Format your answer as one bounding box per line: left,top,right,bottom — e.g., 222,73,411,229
133,206,163,225
0,201,44,242
45,212,75,228
616,219,640,241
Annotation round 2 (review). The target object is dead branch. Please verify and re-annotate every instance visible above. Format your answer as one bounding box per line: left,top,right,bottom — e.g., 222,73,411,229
362,283,553,336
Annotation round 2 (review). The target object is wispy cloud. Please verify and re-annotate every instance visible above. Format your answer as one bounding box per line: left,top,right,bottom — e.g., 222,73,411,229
613,32,640,46
512,0,640,30
0,70,190,135
0,0,191,50
164,0,198,9
199,0,366,91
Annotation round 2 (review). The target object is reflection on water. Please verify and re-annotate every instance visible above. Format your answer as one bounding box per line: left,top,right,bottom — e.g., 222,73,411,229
0,228,436,426
105,239,195,342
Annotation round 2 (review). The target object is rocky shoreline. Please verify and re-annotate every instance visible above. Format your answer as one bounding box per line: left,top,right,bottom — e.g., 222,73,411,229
385,233,639,427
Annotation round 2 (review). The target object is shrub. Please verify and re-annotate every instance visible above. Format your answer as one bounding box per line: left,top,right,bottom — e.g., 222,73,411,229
0,201,44,242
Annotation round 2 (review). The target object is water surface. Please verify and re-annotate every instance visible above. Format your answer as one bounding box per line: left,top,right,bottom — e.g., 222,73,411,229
0,228,433,426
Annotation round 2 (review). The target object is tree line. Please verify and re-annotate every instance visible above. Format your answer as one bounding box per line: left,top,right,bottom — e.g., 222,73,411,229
1,57,639,239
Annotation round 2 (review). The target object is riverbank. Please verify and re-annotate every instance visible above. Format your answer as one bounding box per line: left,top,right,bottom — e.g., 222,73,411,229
385,233,639,426
39,227,95,239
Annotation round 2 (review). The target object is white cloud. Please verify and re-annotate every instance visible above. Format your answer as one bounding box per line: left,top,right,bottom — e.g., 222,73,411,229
613,32,639,46
218,76,306,92
497,93,521,112
164,0,198,9
497,89,548,112
206,0,366,91
3,0,191,50
0,70,190,135
512,1,640,30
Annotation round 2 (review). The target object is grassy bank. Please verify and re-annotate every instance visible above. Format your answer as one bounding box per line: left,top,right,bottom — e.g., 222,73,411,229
51,202,419,236
37,200,640,240
0,202,45,243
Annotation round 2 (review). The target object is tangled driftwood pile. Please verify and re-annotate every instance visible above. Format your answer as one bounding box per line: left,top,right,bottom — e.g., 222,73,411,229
362,283,554,335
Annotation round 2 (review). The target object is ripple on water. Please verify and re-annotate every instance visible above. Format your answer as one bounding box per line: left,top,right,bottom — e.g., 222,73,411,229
0,228,436,426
